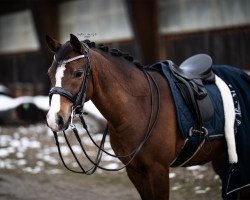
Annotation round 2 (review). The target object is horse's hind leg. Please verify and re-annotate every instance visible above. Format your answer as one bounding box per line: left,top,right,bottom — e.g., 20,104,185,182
222,187,250,200
238,187,250,199
211,153,225,181
126,164,170,200
211,154,239,200
211,153,228,199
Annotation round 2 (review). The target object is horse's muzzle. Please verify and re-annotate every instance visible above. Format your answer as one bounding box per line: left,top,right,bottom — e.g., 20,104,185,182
46,112,70,132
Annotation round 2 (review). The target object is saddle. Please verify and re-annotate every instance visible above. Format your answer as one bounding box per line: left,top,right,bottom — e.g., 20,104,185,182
169,54,215,135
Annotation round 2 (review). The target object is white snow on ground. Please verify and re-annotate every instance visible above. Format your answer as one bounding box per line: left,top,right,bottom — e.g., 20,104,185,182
0,124,219,196
0,123,118,174
0,95,104,121
0,95,49,111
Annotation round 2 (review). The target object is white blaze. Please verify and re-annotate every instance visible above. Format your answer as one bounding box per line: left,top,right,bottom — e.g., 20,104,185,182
47,63,66,130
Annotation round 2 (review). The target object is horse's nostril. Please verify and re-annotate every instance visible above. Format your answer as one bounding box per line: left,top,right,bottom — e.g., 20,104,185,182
57,115,64,127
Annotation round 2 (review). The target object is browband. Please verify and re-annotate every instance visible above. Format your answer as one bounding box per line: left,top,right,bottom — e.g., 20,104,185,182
54,54,86,64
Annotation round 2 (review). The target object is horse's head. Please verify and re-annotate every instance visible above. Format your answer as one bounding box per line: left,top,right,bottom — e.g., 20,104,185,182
46,34,93,132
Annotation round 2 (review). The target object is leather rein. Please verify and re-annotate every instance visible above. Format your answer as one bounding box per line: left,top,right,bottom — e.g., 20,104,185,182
49,43,160,175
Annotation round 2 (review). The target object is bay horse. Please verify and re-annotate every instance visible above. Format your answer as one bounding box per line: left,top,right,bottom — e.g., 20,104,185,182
46,34,249,199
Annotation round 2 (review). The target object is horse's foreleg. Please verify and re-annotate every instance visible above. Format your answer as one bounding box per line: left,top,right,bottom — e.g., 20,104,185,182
211,153,239,200
126,164,170,200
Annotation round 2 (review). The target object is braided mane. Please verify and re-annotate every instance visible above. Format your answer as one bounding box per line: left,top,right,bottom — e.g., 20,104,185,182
82,40,143,69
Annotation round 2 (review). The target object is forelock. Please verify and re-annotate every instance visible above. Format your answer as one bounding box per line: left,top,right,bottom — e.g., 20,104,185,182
55,41,73,62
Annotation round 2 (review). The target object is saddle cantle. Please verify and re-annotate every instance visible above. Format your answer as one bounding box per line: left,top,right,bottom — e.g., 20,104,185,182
173,54,214,81
169,54,215,135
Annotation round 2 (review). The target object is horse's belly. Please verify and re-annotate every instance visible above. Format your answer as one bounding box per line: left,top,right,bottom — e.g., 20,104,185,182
182,139,226,166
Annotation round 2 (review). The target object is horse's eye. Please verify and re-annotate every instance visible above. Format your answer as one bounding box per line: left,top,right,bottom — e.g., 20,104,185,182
74,70,83,78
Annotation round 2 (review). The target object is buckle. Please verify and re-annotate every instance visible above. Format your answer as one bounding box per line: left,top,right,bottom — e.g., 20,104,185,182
189,127,208,137
69,108,76,129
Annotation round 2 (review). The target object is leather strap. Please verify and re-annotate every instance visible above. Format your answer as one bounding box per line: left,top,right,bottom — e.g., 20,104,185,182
49,87,75,104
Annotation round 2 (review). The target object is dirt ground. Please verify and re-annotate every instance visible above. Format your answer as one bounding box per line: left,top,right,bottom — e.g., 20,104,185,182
0,124,222,200
0,166,222,200
0,169,140,200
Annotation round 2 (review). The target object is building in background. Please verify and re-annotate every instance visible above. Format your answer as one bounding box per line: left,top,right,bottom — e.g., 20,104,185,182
0,0,249,97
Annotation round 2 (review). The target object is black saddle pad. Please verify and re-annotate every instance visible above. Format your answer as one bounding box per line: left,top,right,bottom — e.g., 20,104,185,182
151,61,225,141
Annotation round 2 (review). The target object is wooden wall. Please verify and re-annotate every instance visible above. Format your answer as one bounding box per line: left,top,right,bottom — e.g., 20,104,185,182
0,0,59,96
0,51,50,96
0,0,249,98
109,25,250,70
0,25,249,97
161,25,250,70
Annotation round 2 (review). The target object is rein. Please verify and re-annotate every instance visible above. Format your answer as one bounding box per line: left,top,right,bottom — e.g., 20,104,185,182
49,43,160,175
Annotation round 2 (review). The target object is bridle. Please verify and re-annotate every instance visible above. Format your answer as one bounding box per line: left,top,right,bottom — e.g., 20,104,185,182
48,42,161,175
49,43,92,114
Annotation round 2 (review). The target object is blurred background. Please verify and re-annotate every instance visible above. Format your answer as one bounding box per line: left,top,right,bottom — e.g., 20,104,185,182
0,0,249,199
0,0,250,123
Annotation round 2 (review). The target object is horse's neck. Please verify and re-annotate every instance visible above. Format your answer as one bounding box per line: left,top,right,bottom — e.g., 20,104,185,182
90,50,150,133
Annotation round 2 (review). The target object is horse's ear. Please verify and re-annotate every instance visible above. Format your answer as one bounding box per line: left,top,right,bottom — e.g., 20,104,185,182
45,35,61,53
70,34,84,54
